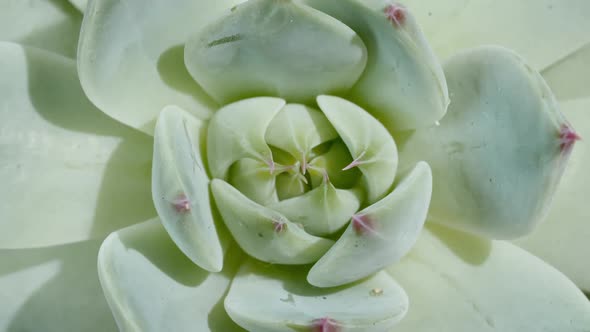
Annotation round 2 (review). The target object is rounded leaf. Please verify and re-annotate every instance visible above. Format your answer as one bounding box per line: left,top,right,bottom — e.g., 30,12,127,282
225,259,408,332
400,46,572,239
184,0,367,104
306,0,449,130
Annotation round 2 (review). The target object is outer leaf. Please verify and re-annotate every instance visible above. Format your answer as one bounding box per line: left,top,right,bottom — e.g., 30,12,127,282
542,43,590,101
308,162,432,287
270,181,361,236
388,225,590,331
0,42,155,248
211,179,334,265
416,0,590,71
0,0,81,58
152,106,226,272
317,95,398,204
184,0,367,104
225,259,408,332
517,98,590,291
0,239,116,332
98,219,245,332
305,0,449,130
400,46,571,239
207,97,285,179
78,0,244,133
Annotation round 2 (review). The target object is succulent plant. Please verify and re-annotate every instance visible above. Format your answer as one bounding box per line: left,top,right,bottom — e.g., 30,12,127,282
1,0,590,331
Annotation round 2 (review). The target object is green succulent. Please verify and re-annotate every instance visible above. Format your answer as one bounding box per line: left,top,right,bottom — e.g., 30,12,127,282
1,0,590,331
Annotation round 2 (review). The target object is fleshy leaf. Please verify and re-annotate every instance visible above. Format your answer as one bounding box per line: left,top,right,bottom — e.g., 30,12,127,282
0,42,155,248
305,0,449,130
517,98,590,291
400,46,571,239
0,0,81,58
78,0,244,133
542,43,590,101
225,259,408,332
152,106,226,272
275,171,309,201
229,158,278,206
308,162,432,288
265,103,338,164
207,97,285,179
185,0,367,105
98,219,245,331
69,0,88,12
0,239,116,331
308,140,361,189
270,181,361,236
317,95,398,204
388,225,590,331
417,0,590,71
211,179,333,264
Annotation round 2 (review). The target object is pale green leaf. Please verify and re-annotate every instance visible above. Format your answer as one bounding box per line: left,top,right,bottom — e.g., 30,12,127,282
0,42,155,248
317,95,398,204
225,259,408,332
305,0,449,130
265,103,337,163
415,0,590,71
308,162,432,287
517,98,590,291
78,0,244,133
0,0,81,58
207,97,285,179
229,158,278,206
98,219,244,332
211,179,333,265
542,43,590,101
152,106,227,272
400,46,570,239
184,0,367,104
388,225,590,331
0,239,116,332
270,181,361,237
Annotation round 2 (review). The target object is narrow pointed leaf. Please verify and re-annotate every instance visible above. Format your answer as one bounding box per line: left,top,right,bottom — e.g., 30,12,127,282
400,46,573,239
185,0,367,104
152,106,226,272
225,259,408,332
317,95,398,203
306,0,449,130
211,179,333,264
308,162,432,287
207,97,285,179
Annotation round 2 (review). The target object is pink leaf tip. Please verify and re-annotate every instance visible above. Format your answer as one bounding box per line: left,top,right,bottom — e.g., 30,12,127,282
311,317,341,332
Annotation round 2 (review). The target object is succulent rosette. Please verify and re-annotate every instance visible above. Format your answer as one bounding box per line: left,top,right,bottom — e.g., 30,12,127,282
1,0,590,331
